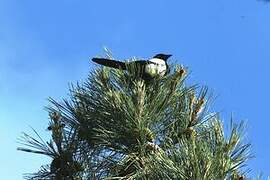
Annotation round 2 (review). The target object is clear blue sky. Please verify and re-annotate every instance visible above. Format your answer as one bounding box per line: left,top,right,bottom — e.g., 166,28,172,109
1,0,269,179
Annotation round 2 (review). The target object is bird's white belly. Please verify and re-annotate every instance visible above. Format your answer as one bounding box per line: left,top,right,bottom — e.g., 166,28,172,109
145,58,166,76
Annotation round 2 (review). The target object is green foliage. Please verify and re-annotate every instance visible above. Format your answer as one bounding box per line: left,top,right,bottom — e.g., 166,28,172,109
18,58,251,179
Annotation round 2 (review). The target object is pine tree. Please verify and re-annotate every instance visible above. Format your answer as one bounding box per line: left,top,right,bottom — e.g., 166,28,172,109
18,55,252,180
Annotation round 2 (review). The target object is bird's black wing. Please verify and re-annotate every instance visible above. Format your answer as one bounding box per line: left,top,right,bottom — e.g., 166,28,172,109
132,60,148,65
92,58,127,70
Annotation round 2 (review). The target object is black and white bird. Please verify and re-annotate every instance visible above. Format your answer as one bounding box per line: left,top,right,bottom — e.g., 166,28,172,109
92,53,172,80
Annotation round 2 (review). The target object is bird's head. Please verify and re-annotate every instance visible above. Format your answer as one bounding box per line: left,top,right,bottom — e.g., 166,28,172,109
153,54,172,61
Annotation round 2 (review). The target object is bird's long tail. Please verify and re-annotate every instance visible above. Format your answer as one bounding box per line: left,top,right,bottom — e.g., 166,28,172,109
92,58,127,70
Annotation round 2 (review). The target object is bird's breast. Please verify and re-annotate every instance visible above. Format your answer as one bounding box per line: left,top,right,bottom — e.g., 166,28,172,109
145,59,167,77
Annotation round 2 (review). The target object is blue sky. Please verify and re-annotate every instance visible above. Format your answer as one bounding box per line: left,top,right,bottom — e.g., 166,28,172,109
1,0,270,179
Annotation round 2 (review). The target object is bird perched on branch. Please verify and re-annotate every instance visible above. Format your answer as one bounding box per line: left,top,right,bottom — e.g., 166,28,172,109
92,53,172,80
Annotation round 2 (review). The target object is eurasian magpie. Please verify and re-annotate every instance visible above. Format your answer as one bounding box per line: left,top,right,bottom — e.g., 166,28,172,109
92,53,172,80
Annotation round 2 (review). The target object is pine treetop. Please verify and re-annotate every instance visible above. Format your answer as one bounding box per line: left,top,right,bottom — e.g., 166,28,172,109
18,56,251,180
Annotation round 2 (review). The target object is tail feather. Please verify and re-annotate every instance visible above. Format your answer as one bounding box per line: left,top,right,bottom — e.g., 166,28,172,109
92,58,127,70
